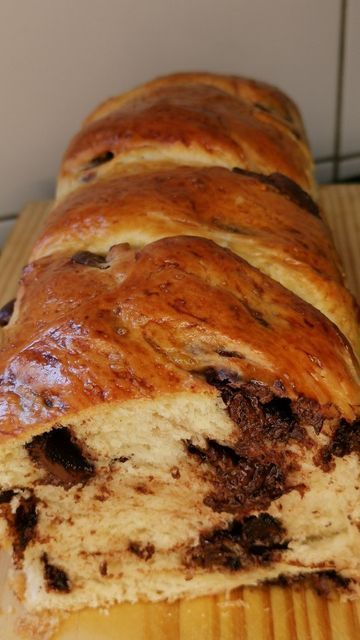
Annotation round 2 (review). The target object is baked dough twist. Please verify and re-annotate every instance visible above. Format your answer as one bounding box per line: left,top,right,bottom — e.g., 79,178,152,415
0,72,359,613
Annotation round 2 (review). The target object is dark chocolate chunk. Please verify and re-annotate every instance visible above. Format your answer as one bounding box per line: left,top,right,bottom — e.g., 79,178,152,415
0,298,15,327
185,513,287,571
204,368,242,398
84,151,114,169
70,251,109,269
0,489,15,504
170,466,181,479
26,427,95,489
267,172,320,217
261,396,305,441
253,102,273,114
266,569,351,595
210,218,242,234
312,570,351,594
232,168,319,217
216,350,244,359
185,438,285,514
204,369,306,444
330,419,360,457
128,541,155,561
293,396,324,435
195,372,323,513
99,561,108,576
317,418,360,470
41,553,70,593
240,513,288,559
10,494,38,561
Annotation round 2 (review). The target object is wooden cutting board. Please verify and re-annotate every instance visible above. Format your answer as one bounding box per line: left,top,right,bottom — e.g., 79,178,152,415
0,185,360,640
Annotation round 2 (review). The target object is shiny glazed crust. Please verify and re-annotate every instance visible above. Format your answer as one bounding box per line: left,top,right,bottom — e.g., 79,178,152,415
32,166,360,350
57,73,315,199
1,236,359,439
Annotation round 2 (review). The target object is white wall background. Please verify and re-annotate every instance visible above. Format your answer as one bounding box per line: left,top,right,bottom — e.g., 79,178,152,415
0,0,358,217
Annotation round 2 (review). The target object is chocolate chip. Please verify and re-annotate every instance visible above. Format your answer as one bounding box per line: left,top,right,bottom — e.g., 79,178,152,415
0,489,15,504
240,513,286,552
170,466,181,479
232,168,319,217
128,541,155,561
99,561,108,576
26,427,95,489
312,571,351,594
8,493,38,562
216,350,244,359
317,419,360,470
70,251,109,269
293,396,324,435
84,151,114,170
266,570,351,595
185,513,287,571
253,102,272,114
0,298,15,327
266,172,320,217
185,438,285,514
41,553,70,593
330,419,360,457
204,370,306,444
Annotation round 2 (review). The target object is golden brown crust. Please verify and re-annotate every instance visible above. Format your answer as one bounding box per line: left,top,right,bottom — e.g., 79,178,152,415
1,237,359,440
32,166,360,351
85,72,306,137
58,82,313,199
35,167,328,267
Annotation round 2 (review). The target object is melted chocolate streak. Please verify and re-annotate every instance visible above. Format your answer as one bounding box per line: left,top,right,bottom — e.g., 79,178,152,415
1,493,39,563
185,370,360,574
0,298,15,327
41,553,70,593
26,427,95,489
186,438,286,514
267,569,351,595
232,168,320,217
186,369,334,516
186,513,288,570
318,418,360,470
191,370,309,513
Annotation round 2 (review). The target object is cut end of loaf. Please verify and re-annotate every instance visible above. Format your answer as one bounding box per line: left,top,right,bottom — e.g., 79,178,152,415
1,380,360,612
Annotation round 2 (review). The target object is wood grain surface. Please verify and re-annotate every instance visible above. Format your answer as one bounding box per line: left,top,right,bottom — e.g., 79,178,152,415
0,185,359,639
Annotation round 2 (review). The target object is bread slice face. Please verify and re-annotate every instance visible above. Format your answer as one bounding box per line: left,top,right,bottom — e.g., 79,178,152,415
0,236,359,611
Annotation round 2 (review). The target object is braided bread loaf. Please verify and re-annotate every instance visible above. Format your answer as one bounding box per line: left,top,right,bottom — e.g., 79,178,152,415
0,72,359,613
